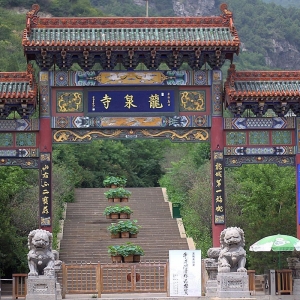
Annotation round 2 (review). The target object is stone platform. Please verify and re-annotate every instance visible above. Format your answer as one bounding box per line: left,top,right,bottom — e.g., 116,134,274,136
0,292,298,299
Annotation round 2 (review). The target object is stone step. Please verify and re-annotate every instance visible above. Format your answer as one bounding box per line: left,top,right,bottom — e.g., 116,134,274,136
59,187,190,264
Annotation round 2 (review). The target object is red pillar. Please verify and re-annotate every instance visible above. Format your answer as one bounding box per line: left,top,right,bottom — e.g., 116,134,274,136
39,118,53,232
211,116,225,247
296,154,300,239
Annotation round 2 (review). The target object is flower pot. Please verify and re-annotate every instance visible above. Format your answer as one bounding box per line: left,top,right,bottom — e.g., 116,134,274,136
130,233,138,238
114,198,121,203
110,213,119,219
108,198,114,203
111,233,121,238
111,184,118,189
106,215,111,219
133,255,141,263
120,213,130,219
121,232,130,238
123,255,134,263
111,255,122,263
121,197,129,202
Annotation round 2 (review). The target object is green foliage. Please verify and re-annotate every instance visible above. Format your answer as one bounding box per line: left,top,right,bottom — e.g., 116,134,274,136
103,205,122,215
262,0,300,9
103,205,132,215
119,206,133,215
103,176,127,187
0,167,36,276
91,0,174,17
107,223,120,235
107,244,122,256
226,164,296,272
104,188,132,199
107,220,141,234
51,164,76,249
49,0,104,17
118,242,144,257
108,242,144,257
160,143,212,254
53,140,166,188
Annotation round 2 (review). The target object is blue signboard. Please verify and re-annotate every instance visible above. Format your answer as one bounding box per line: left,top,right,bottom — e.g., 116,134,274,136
87,90,175,113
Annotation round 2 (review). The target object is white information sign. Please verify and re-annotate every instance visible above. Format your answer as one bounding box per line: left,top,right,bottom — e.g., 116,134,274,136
169,250,202,297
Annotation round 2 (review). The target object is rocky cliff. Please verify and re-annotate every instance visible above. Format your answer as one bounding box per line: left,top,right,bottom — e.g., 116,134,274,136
132,0,216,16
172,0,216,16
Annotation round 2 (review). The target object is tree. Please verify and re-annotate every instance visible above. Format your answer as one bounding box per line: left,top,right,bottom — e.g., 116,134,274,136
226,164,296,272
159,143,212,253
0,167,32,276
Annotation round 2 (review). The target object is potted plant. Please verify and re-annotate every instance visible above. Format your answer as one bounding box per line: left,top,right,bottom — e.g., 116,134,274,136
103,176,127,188
103,205,122,219
107,223,120,238
112,187,132,202
117,220,132,238
104,189,115,202
119,242,136,263
128,220,141,238
108,243,144,263
116,220,141,238
119,206,133,219
104,189,122,202
107,245,122,263
119,188,132,202
133,244,144,262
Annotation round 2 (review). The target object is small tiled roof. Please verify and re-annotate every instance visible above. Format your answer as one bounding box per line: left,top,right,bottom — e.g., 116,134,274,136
224,64,300,102
0,65,37,100
22,4,239,50
0,64,37,118
223,64,300,116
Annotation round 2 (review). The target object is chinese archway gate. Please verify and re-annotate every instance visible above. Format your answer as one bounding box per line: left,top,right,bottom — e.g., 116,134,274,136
0,3,299,247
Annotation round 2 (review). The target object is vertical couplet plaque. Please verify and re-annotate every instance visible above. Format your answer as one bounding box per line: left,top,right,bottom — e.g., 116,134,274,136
39,153,52,228
213,151,225,224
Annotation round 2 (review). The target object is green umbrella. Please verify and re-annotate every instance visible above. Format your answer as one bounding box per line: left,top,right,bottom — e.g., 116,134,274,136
249,234,300,268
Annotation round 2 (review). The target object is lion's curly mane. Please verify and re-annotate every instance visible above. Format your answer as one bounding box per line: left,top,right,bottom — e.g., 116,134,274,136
219,227,245,248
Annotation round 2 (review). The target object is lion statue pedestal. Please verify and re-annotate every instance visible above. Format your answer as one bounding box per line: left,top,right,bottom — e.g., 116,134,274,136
208,227,251,298
26,229,62,300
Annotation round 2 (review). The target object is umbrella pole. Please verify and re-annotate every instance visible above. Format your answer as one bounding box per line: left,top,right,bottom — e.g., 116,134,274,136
278,252,281,269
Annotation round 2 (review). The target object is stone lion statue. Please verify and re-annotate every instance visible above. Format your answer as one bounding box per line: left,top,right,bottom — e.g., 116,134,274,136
218,227,247,273
27,229,55,276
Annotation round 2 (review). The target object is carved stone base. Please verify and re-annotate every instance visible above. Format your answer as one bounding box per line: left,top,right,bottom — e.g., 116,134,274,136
26,276,58,300
293,278,300,295
205,279,218,297
56,282,62,300
217,272,250,298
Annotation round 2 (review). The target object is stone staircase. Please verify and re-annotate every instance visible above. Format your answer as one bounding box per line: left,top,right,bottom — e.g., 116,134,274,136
58,187,192,264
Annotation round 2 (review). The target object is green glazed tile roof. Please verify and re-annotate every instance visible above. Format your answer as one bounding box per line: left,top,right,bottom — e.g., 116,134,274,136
234,81,300,94
0,67,37,100
0,81,33,98
224,66,300,99
28,27,235,45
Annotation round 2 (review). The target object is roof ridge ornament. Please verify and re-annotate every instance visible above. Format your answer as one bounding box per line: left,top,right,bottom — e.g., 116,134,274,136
26,4,40,34
220,3,232,18
220,3,235,35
